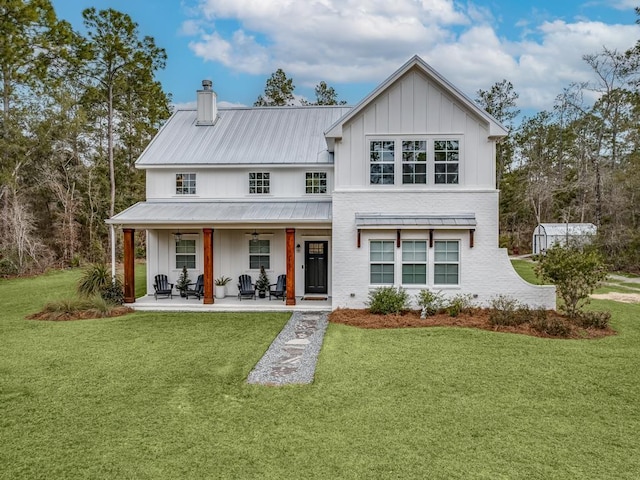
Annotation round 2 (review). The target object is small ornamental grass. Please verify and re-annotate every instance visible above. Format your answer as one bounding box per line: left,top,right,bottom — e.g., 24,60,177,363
367,286,410,314
27,295,132,321
77,263,124,305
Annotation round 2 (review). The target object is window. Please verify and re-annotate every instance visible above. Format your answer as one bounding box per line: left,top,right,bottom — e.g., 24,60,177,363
370,240,394,284
434,240,459,284
176,173,196,195
370,141,395,185
434,140,459,184
402,141,427,184
176,239,196,269
249,239,270,269
249,172,270,194
402,241,427,284
306,172,327,194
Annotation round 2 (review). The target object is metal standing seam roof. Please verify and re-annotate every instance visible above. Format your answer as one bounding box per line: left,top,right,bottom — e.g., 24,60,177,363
106,201,332,225
355,213,476,227
535,223,597,236
136,106,352,167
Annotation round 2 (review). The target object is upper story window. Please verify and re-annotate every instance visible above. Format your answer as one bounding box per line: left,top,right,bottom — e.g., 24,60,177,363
306,172,327,194
369,138,460,186
434,140,459,184
176,173,196,195
402,141,427,184
249,172,270,194
370,141,395,185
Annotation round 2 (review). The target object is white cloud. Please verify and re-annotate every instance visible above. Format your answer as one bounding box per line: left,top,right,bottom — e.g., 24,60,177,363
608,0,638,10
184,0,640,111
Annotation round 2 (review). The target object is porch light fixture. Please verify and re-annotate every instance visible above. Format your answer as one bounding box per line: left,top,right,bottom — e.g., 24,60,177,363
174,231,182,244
251,230,259,241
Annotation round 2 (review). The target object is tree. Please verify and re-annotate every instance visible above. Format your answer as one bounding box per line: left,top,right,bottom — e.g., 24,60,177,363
79,8,170,271
0,0,76,273
475,79,520,189
535,244,607,317
304,81,347,105
80,7,169,221
254,69,295,106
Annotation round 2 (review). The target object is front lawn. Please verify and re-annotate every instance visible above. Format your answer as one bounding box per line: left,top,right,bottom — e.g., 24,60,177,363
1,268,639,479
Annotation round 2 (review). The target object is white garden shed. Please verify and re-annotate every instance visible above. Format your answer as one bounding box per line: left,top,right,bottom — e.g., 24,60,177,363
532,223,597,255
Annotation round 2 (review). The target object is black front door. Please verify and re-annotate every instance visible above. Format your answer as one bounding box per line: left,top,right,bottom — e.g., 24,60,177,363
305,241,328,294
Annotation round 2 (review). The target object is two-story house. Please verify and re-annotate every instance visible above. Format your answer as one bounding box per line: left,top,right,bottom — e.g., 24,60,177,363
108,55,556,309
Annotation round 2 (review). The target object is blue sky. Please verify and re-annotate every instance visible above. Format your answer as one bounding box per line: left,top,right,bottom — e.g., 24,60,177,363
50,0,638,113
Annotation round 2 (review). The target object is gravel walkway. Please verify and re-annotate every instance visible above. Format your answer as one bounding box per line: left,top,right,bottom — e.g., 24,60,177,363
247,311,328,386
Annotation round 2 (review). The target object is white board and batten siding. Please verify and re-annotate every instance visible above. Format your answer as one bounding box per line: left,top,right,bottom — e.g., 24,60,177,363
146,167,334,200
334,69,495,190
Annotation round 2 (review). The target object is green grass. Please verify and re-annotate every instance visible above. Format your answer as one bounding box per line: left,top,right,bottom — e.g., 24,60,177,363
510,258,542,284
2,267,640,479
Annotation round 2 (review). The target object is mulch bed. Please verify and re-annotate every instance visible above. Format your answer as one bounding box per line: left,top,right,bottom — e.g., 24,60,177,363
26,306,134,321
329,308,616,339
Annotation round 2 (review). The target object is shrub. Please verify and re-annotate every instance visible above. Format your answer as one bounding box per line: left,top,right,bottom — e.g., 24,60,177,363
535,244,608,317
0,258,19,277
175,265,191,294
255,266,270,293
415,289,446,317
101,278,125,305
77,263,111,297
573,311,611,329
367,287,410,315
488,295,528,326
78,263,124,304
530,315,571,337
446,293,473,317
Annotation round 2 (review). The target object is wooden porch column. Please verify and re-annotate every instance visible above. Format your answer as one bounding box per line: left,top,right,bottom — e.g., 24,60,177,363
203,228,214,304
123,228,135,303
286,228,296,305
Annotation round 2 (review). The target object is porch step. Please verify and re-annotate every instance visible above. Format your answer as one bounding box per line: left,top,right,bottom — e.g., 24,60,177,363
301,296,328,301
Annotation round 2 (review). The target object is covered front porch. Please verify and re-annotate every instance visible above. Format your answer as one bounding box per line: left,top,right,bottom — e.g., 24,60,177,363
108,200,333,308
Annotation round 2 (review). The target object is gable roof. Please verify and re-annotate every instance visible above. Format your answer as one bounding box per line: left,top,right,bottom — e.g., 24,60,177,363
325,55,508,140
136,106,351,167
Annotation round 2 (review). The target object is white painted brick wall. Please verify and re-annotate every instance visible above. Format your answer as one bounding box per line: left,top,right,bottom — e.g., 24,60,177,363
331,190,556,310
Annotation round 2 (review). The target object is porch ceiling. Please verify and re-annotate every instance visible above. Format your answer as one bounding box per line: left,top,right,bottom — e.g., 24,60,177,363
107,200,332,227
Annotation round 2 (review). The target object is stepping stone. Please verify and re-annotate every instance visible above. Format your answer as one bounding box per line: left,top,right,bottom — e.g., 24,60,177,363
247,311,328,386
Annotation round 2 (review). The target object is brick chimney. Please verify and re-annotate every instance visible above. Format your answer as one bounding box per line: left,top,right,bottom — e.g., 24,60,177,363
196,79,217,126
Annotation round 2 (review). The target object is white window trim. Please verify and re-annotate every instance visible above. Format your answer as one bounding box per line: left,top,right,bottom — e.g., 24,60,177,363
369,239,395,285
174,234,199,271
401,240,428,286
248,238,271,271
433,239,460,286
366,136,463,186
249,172,271,195
305,171,328,195
175,172,197,195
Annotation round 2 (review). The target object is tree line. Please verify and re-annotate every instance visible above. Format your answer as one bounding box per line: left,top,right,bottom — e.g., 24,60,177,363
1,1,639,275
476,8,640,272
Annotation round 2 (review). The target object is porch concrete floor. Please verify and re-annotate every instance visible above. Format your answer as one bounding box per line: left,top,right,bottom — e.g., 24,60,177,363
128,294,332,312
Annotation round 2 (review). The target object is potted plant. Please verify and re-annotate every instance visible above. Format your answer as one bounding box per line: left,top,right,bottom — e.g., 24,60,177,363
255,266,270,298
214,275,232,299
175,265,191,297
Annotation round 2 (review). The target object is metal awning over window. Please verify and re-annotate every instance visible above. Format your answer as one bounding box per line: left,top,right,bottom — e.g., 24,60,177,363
355,213,476,229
